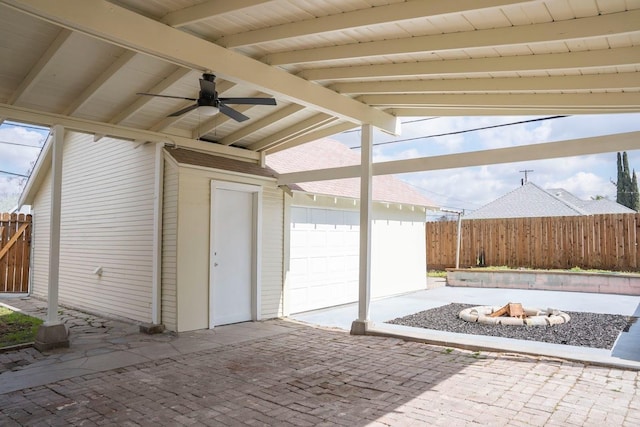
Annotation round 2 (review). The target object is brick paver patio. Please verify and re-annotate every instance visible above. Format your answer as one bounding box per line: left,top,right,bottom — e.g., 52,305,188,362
1,327,638,425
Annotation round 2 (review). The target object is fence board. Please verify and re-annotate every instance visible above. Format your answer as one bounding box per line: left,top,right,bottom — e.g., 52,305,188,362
0,213,32,293
426,213,640,272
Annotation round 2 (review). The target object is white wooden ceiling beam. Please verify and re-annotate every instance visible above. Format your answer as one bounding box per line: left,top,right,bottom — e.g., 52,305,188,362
161,0,274,27
359,93,640,111
277,131,640,185
332,73,640,94
220,0,533,48
64,51,137,116
9,28,73,105
388,107,636,116
266,122,358,154
299,47,640,81
265,10,640,65
277,165,361,186
247,114,337,151
375,131,640,177
219,104,305,146
0,102,260,161
2,0,399,135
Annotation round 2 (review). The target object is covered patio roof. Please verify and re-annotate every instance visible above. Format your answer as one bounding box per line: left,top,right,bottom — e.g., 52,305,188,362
0,0,638,158
2,0,639,340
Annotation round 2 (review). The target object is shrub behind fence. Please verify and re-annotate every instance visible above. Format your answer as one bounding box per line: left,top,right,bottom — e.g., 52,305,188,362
426,213,640,271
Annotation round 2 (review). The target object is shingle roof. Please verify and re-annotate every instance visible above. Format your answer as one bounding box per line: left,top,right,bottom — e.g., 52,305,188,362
464,182,635,219
584,198,637,214
166,147,277,178
266,139,437,208
165,141,437,208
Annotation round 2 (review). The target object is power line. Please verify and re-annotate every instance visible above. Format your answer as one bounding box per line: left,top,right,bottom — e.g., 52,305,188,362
0,169,28,178
0,139,43,148
397,178,481,211
350,115,568,149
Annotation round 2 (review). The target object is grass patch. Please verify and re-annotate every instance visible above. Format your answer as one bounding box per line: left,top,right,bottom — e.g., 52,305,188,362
427,270,447,277
0,306,43,348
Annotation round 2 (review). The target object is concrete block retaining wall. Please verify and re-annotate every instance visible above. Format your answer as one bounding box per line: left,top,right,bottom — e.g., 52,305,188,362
446,269,640,296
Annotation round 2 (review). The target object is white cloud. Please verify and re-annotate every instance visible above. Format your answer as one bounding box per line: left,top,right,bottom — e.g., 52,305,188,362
544,172,614,200
0,123,48,197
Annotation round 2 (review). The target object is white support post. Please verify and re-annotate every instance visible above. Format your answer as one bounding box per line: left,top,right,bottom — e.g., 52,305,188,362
140,142,166,334
47,125,63,324
351,124,373,334
35,124,69,350
151,142,164,325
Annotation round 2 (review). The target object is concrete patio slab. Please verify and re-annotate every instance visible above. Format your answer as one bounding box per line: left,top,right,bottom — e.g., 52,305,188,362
291,284,640,369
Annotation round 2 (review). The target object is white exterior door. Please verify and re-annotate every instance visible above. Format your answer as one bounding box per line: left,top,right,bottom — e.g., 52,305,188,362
210,182,261,327
289,207,360,313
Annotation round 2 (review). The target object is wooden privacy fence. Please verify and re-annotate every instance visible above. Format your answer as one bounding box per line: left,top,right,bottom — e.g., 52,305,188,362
0,213,32,293
426,213,640,272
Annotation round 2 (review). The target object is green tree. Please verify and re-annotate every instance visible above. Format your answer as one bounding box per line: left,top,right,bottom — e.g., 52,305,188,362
617,152,626,206
632,170,640,211
616,151,639,211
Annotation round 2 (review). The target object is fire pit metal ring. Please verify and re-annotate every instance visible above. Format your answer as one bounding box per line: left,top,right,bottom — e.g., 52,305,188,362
459,305,570,326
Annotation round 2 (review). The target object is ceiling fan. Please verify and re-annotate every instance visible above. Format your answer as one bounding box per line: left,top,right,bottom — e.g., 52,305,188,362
137,73,276,122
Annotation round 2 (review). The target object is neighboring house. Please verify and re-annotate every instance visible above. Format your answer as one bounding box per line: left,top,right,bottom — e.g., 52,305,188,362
19,132,436,332
464,182,635,219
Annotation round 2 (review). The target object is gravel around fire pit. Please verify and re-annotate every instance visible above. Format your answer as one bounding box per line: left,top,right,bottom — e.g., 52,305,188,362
385,303,632,349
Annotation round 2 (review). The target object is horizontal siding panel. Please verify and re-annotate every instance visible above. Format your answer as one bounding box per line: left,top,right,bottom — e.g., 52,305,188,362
261,185,284,319
30,131,157,323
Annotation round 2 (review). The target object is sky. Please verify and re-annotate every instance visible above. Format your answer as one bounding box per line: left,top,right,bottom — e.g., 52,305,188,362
332,113,640,215
1,113,640,214
0,122,49,210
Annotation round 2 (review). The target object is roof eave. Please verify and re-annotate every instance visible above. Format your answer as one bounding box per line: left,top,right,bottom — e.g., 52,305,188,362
18,133,52,207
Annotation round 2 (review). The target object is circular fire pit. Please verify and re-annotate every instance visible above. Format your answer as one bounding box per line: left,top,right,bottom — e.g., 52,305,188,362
459,304,570,326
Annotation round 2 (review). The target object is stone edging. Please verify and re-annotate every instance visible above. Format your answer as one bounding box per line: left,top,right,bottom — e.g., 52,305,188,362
459,305,570,326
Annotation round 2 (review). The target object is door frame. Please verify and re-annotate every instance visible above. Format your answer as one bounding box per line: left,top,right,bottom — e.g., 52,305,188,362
209,180,262,328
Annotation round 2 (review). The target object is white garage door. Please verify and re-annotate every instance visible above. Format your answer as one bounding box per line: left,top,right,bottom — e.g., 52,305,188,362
289,207,360,313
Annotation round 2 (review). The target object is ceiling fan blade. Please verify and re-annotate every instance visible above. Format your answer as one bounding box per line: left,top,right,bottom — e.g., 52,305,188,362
219,103,250,122
199,78,216,97
220,97,277,106
168,104,199,117
137,92,197,101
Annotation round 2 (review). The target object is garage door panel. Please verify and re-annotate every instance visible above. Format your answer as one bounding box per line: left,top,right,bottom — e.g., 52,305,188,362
289,208,427,314
289,207,360,313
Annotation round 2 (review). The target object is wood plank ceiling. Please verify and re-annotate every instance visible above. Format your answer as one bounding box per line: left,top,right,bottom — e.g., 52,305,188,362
0,0,638,155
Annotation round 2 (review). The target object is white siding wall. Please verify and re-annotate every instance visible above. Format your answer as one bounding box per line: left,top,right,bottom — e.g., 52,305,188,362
260,185,284,319
30,132,156,322
288,193,427,313
371,219,426,297
175,170,210,331
161,156,179,331
31,170,52,299
175,166,283,332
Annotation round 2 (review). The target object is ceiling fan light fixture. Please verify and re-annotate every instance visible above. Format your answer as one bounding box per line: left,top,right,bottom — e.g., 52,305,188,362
199,105,219,116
